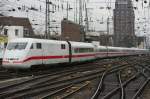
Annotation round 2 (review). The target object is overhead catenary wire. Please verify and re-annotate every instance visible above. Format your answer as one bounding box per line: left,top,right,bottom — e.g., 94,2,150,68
1,0,150,39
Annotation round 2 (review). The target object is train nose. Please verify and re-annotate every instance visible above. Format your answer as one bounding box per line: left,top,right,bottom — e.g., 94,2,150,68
3,58,19,63
2,58,21,67
2,59,30,69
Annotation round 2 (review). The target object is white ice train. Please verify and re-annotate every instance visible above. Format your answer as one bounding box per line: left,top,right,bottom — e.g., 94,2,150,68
2,38,149,69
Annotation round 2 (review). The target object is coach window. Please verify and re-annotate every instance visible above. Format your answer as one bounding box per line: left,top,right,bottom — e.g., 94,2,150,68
4,29,8,36
89,48,94,52
74,48,79,53
37,43,42,49
61,44,65,49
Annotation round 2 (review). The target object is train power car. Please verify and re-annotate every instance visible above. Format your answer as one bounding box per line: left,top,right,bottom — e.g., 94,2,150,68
2,38,149,69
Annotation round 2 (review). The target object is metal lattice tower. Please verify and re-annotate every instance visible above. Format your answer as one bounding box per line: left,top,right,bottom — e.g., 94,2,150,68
45,0,51,39
85,3,89,32
79,0,83,25
79,0,85,42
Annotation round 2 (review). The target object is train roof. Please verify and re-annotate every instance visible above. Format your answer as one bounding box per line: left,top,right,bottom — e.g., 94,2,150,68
97,46,107,49
97,45,148,51
8,38,67,44
70,41,94,48
9,38,33,42
8,38,95,48
8,38,148,51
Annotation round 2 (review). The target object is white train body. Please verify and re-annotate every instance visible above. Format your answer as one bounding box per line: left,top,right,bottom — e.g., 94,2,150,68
2,38,149,69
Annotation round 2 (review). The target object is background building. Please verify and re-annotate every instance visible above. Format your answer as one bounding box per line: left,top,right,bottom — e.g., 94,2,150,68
2,26,24,40
0,16,34,38
61,19,84,42
113,0,136,47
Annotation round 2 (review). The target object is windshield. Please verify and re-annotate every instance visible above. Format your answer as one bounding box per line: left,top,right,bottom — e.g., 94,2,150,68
7,42,27,50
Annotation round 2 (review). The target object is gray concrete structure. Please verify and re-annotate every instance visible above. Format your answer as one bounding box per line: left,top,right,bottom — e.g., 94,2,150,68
113,0,136,47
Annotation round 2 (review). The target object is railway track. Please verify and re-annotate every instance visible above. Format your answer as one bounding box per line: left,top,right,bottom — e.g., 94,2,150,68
0,70,14,80
0,57,130,99
90,69,147,99
0,69,105,99
0,55,150,99
0,57,125,81
90,55,150,99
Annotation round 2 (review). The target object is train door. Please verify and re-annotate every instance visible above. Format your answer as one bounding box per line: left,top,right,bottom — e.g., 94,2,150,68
29,43,43,65
42,43,51,64
36,43,43,64
66,41,72,63
42,43,58,64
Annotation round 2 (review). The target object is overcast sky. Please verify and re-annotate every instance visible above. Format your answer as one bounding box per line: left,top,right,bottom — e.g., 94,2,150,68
1,0,150,37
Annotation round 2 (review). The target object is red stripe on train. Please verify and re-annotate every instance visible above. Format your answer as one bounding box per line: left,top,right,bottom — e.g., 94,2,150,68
3,53,95,63
3,52,129,64
23,54,95,62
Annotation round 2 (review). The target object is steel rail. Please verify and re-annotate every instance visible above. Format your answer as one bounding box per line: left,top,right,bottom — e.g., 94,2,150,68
3,63,128,99
5,72,103,99
90,72,106,99
0,62,106,93
0,57,140,99
39,85,73,99
0,69,104,99
101,63,149,99
118,71,124,99
60,82,90,99
102,73,139,99
90,64,129,99
0,71,76,94
131,78,149,99
131,66,150,99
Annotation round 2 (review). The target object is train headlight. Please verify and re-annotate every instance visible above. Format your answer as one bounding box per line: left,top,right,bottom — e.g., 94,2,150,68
6,58,19,60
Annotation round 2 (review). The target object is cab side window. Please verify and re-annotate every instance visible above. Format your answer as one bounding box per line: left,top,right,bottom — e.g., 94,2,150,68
4,43,7,48
30,44,34,49
37,43,42,49
61,44,66,49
